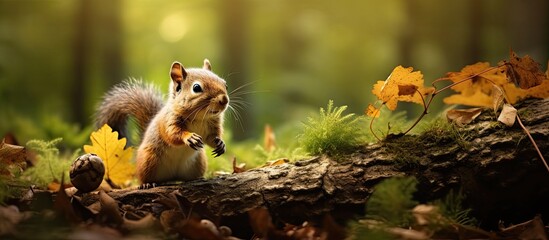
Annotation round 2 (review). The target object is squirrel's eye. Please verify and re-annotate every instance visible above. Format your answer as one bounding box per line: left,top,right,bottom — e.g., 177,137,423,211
175,83,181,93
192,83,203,93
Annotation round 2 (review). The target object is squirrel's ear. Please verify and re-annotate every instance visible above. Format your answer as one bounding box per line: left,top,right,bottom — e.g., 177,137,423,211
203,59,212,71
170,61,187,82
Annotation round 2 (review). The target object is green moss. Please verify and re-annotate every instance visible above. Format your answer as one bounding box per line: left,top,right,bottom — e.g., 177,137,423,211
383,119,473,169
298,100,366,157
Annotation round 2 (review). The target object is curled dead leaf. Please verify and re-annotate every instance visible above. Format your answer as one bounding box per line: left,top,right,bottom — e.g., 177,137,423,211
446,108,483,126
0,140,26,174
492,85,504,113
497,104,517,127
98,190,123,226
232,157,246,174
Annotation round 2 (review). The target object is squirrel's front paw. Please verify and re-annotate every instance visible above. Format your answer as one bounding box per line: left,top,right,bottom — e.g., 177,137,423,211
183,132,204,150
212,137,225,157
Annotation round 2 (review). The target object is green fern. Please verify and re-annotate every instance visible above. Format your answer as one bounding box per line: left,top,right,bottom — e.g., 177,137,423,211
366,177,418,227
434,190,477,226
21,138,77,187
298,100,365,156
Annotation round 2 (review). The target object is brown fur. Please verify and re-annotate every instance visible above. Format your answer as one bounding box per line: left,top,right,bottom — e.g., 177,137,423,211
96,60,228,183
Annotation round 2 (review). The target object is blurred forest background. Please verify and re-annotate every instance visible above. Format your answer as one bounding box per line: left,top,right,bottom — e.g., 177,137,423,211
0,0,547,148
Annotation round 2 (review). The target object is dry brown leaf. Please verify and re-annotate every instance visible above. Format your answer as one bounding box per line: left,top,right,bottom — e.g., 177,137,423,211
446,108,483,126
508,50,546,89
263,124,276,152
499,215,548,240
123,214,157,231
498,104,517,127
232,157,246,173
98,190,123,226
53,175,80,223
0,140,26,166
263,158,289,167
492,85,504,113
160,210,221,240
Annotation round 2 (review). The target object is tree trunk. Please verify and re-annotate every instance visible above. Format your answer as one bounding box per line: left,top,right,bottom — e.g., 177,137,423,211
81,99,549,229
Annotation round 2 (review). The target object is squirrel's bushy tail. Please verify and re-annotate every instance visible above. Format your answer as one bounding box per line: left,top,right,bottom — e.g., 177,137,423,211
95,79,163,141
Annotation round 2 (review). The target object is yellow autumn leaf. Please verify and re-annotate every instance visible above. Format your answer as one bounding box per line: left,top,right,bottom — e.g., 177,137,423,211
371,66,432,111
365,104,380,118
443,88,493,108
443,56,549,108
446,62,508,95
84,124,135,185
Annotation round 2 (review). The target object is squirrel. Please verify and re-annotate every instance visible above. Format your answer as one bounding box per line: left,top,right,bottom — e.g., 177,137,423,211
95,59,228,184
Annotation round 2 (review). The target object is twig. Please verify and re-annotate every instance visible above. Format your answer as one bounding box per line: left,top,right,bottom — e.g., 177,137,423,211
516,114,549,173
369,104,383,141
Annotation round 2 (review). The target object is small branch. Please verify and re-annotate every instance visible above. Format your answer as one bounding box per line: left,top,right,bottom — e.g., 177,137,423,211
402,89,431,135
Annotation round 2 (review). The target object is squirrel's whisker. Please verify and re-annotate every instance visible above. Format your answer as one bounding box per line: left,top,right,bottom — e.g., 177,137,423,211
229,81,257,95
227,105,244,131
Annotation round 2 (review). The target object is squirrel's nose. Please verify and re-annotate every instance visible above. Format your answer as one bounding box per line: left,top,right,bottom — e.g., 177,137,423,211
218,95,228,106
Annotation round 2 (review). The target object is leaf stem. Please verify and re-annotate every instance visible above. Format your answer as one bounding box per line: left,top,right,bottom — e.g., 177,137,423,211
402,89,433,135
369,104,383,141
516,114,549,173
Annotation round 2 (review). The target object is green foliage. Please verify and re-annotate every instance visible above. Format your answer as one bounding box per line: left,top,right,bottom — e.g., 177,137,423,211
0,113,91,151
367,108,409,141
205,127,309,177
434,190,477,226
20,138,77,187
366,177,418,227
298,100,365,156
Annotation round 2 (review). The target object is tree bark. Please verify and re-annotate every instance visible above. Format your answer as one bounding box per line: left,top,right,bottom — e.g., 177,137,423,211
81,99,549,228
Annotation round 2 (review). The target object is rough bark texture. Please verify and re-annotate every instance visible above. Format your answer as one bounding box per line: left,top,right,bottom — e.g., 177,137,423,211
81,99,549,229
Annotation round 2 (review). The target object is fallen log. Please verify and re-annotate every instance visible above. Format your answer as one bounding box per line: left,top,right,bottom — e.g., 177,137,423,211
81,98,549,230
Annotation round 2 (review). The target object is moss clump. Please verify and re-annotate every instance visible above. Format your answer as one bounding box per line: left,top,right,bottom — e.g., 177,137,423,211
298,100,365,156
383,119,473,169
